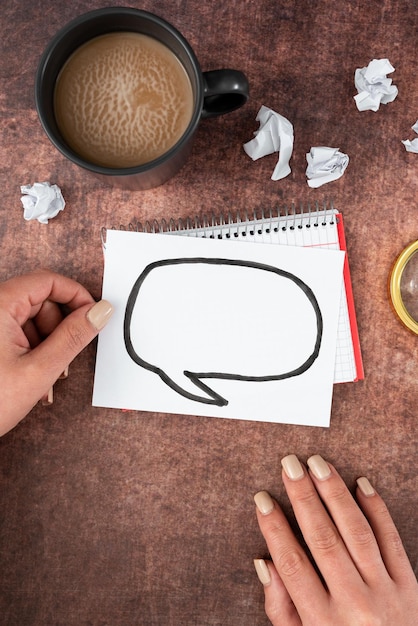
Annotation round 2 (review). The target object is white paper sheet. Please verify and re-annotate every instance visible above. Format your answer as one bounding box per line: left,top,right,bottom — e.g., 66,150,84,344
243,106,294,180
93,231,345,427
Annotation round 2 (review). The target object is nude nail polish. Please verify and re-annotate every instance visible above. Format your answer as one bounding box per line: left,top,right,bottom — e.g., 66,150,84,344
59,366,69,379
41,386,54,406
87,300,113,331
357,476,375,497
307,454,331,480
281,454,304,480
254,490,274,515
254,559,271,585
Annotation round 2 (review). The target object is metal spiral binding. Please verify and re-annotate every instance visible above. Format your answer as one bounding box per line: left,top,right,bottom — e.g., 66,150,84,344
101,199,336,246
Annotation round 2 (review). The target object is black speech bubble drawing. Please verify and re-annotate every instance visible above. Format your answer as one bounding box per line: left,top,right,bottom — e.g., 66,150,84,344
123,258,323,406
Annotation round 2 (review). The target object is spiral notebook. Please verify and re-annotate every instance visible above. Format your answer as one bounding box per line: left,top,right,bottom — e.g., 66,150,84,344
94,202,363,426
102,202,363,386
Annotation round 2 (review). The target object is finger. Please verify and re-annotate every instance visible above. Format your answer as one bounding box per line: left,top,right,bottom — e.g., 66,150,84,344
22,301,64,347
22,319,42,348
280,455,363,595
254,559,302,626
23,304,69,408
23,299,113,388
28,306,68,405
25,301,69,385
356,477,418,588
0,300,114,436
254,490,328,622
0,269,96,326
302,455,388,586
33,299,64,336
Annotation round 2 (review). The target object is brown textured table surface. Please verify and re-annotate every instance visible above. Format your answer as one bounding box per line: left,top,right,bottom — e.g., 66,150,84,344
1,1,417,625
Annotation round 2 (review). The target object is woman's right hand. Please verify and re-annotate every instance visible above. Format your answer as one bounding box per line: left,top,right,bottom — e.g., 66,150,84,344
254,454,418,625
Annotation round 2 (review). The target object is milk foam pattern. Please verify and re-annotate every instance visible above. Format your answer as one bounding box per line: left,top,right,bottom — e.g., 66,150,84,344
54,33,193,168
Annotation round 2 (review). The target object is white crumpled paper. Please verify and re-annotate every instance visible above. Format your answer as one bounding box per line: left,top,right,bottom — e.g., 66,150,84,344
20,182,65,224
354,58,398,112
243,106,294,180
402,120,418,153
306,147,349,188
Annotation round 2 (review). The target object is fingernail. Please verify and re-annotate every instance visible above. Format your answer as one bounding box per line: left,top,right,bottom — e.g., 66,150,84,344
357,476,375,497
59,366,69,379
87,300,113,331
307,454,332,480
41,386,54,406
254,490,274,515
281,454,304,481
254,559,271,586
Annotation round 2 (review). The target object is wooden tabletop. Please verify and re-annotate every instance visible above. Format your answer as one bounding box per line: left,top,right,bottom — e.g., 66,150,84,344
1,1,417,624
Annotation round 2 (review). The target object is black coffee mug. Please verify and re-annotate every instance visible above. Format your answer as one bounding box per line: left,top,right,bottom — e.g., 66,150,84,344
35,7,249,190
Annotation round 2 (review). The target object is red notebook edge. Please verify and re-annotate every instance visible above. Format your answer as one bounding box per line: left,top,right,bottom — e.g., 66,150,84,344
336,212,364,381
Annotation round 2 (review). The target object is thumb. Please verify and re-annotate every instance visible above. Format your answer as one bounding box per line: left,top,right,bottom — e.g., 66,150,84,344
28,299,113,386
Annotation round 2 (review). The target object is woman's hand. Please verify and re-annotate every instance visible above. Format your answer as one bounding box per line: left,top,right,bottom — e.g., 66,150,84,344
254,454,418,625
0,269,112,436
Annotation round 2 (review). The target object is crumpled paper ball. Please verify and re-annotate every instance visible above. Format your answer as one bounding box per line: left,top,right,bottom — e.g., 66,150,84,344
20,182,65,224
243,105,294,180
402,120,418,153
306,147,349,188
354,58,398,112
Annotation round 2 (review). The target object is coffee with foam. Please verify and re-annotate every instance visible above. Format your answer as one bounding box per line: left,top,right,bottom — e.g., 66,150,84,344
54,32,194,168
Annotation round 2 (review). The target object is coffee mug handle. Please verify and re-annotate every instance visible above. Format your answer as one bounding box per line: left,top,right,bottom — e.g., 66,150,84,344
201,70,249,118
